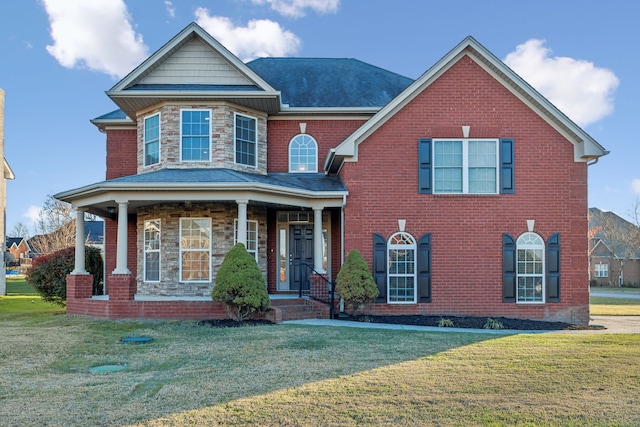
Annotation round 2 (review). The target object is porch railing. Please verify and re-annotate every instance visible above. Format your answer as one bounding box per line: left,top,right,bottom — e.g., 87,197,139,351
302,263,335,319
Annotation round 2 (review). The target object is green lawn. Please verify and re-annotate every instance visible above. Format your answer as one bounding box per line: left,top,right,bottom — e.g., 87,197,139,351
590,286,640,315
0,294,639,426
5,277,39,295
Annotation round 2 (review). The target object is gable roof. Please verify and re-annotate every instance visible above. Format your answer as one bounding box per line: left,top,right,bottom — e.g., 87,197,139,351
246,58,413,109
106,22,281,119
325,36,608,173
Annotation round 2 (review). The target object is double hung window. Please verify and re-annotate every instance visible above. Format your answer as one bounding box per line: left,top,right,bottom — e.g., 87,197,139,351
144,114,160,166
234,219,258,261
594,263,608,278
144,219,160,281
181,109,211,162
180,218,211,282
433,139,498,194
387,232,417,303
516,232,545,303
235,113,257,166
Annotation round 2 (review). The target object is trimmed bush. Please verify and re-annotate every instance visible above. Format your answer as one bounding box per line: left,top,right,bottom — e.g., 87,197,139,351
26,246,104,307
335,249,379,314
211,243,270,322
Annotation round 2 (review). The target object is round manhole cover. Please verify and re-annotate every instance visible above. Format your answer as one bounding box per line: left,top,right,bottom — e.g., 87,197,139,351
89,364,127,374
121,336,153,344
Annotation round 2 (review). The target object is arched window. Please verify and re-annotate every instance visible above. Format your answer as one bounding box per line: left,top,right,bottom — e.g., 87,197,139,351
516,232,545,303
289,134,318,172
387,232,416,303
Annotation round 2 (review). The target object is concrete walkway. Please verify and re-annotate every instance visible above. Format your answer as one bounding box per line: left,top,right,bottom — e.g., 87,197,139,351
283,316,640,334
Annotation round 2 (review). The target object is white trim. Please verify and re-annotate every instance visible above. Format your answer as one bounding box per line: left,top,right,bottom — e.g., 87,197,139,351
326,36,607,167
234,218,258,261
180,108,212,163
234,112,258,168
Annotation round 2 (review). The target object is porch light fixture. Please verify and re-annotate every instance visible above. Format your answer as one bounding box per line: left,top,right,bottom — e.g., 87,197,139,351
106,206,116,214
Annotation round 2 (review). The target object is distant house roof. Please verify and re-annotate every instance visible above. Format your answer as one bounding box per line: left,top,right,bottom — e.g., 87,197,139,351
589,207,640,259
246,57,414,108
6,237,25,249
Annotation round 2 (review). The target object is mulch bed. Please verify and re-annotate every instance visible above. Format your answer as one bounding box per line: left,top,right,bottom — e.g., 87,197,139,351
344,314,595,330
199,315,595,330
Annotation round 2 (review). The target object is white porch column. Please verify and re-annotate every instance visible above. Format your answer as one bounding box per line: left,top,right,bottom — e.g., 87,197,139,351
236,200,248,246
71,208,88,274
112,201,131,274
313,208,325,273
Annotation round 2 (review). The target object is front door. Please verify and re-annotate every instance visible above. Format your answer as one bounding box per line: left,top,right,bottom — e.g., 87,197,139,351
289,225,314,291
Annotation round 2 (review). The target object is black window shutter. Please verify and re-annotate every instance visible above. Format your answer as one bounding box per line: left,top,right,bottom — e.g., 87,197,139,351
502,233,516,302
546,233,561,302
372,233,387,303
500,138,514,194
417,233,432,302
418,138,432,194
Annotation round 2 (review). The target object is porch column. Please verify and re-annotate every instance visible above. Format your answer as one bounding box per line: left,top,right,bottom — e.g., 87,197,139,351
112,201,130,274
236,199,248,246
313,208,325,273
71,207,88,274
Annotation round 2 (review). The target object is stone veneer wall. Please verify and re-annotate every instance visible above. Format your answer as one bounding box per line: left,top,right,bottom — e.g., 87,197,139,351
136,103,268,174
136,202,267,297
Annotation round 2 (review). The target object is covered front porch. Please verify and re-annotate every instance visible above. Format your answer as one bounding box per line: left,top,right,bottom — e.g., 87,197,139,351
56,168,346,320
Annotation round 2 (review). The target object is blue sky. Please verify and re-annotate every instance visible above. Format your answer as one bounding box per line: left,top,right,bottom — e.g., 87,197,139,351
0,0,637,235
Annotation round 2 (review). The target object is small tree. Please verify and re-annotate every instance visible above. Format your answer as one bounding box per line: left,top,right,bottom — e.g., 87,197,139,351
26,246,104,307
335,249,379,315
211,243,270,322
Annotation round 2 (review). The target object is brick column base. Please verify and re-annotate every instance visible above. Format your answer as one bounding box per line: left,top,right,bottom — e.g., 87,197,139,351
107,274,136,301
309,273,330,302
66,274,94,300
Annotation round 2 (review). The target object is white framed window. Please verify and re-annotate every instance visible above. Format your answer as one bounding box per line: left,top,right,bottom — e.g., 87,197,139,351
433,139,499,194
143,219,161,282
179,218,211,282
289,134,318,172
594,263,608,278
144,113,160,166
387,232,417,303
234,219,258,261
180,109,211,162
516,232,545,303
235,113,257,167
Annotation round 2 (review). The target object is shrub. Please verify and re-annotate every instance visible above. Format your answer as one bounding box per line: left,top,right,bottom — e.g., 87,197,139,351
211,243,270,322
484,318,505,330
26,246,104,307
335,249,379,315
438,318,454,328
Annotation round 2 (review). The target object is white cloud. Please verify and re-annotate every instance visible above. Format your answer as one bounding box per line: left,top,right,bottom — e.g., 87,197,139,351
504,39,619,128
248,0,340,18
22,206,42,226
631,179,640,195
195,8,301,60
165,1,176,18
42,0,149,78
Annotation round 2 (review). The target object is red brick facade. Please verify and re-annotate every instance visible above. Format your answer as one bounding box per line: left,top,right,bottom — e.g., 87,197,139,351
63,29,601,325
339,58,589,324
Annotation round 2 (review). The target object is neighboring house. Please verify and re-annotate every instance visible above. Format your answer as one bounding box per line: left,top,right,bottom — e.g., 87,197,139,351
55,23,607,324
589,207,640,287
6,237,31,267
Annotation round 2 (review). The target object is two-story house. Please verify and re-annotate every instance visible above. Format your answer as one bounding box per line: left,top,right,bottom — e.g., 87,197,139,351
56,23,607,325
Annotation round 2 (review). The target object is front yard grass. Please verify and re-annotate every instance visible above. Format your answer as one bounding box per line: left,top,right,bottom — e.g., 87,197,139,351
590,286,640,315
0,306,639,426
